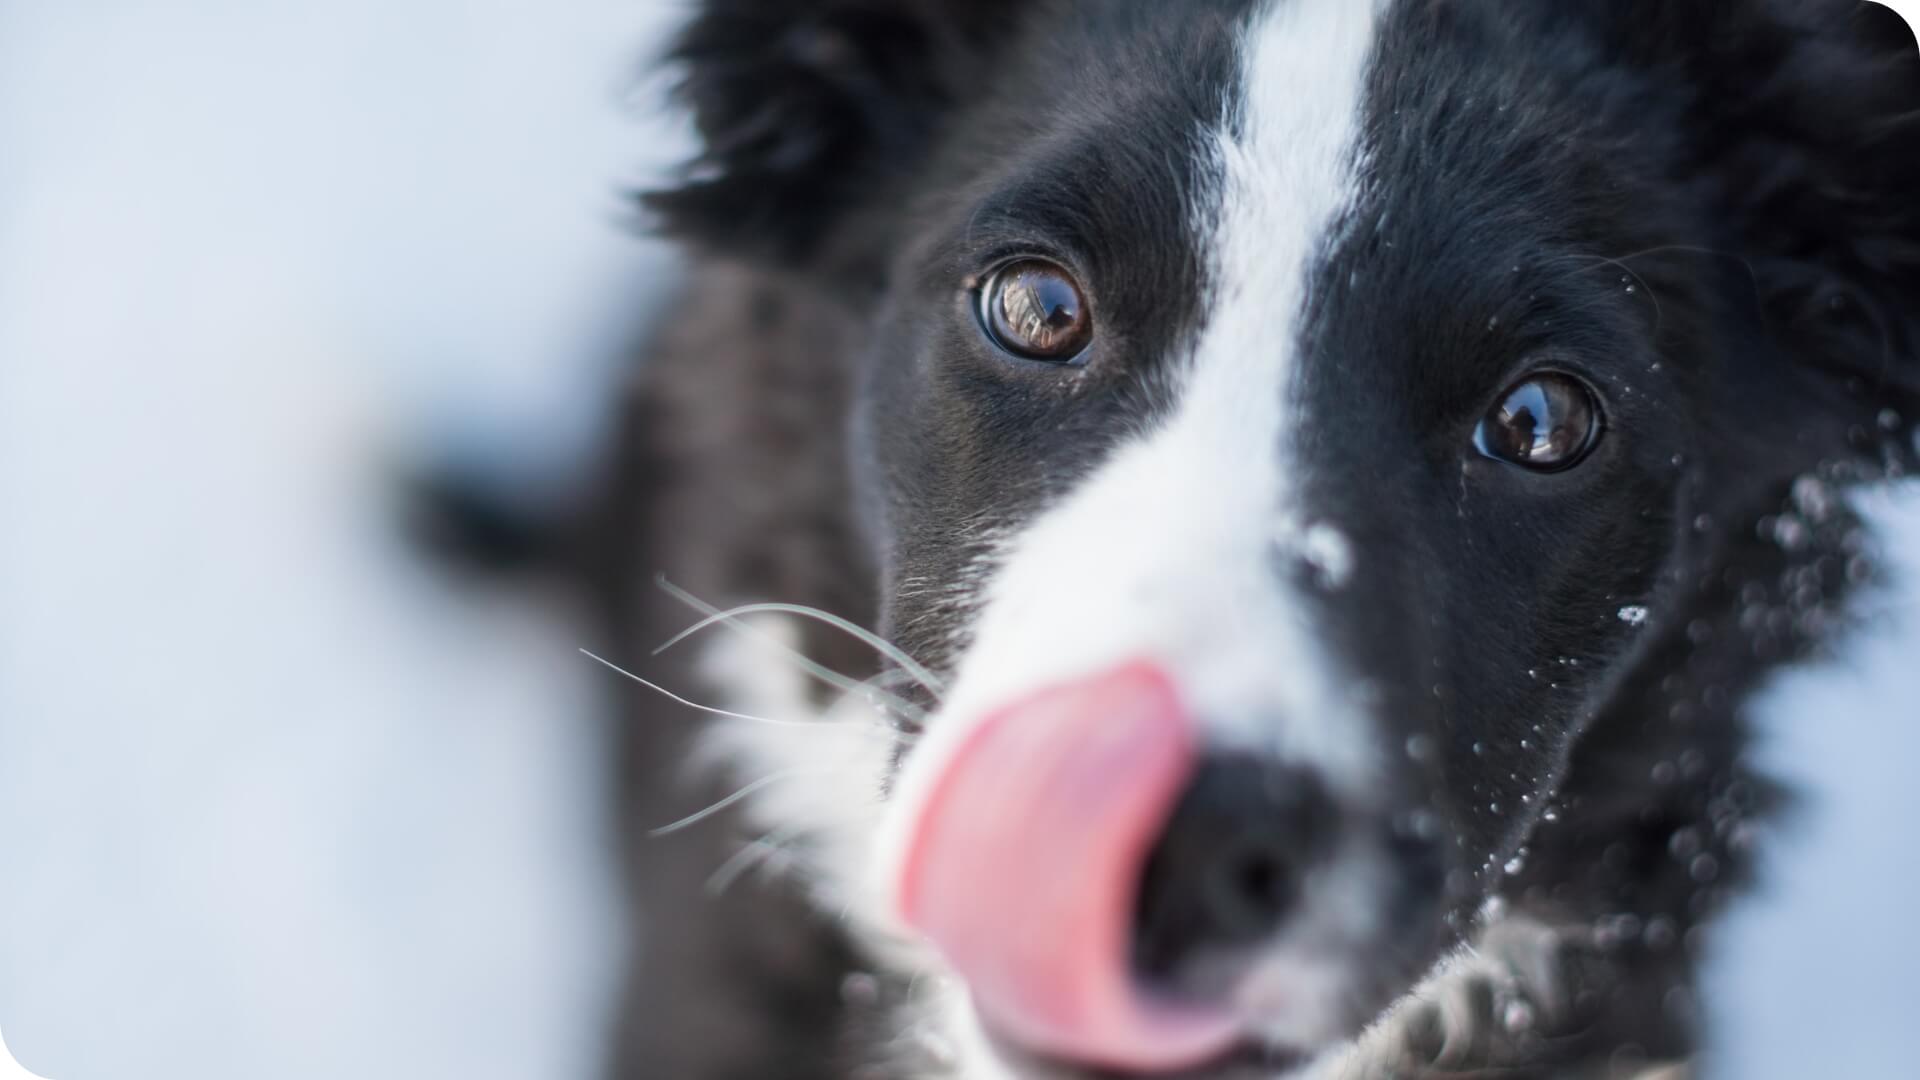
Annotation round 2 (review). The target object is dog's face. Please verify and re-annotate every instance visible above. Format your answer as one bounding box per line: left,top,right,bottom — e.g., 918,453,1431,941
654,0,1918,1075
854,4,1688,1068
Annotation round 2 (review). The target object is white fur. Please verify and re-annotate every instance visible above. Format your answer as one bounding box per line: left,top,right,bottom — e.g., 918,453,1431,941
692,615,901,931
867,0,1391,1071
879,0,1386,885
1230,839,1388,1049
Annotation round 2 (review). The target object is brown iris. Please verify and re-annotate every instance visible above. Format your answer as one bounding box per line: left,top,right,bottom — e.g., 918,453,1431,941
978,259,1093,362
1474,372,1604,472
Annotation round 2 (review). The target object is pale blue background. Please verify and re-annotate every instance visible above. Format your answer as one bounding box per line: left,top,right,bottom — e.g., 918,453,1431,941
1,4,1915,1078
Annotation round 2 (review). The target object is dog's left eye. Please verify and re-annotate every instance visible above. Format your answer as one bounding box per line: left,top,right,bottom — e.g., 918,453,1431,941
977,259,1093,362
1474,372,1603,472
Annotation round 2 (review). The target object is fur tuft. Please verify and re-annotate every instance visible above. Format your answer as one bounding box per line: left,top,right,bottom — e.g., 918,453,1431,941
642,0,1028,266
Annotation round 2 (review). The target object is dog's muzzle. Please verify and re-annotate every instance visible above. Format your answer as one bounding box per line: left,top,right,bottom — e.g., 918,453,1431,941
886,661,1344,1073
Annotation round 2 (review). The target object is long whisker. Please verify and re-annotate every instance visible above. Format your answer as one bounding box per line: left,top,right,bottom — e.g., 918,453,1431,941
656,580,869,698
705,835,786,896
852,669,929,739
655,596,947,702
579,648,896,738
654,577,939,716
1534,252,1664,333
648,770,818,838
705,821,814,896
1611,243,1766,313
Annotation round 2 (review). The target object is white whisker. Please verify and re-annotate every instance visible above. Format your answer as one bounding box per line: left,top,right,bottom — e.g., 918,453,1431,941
657,599,946,701
653,577,939,718
705,821,813,896
705,837,783,896
649,769,819,837
579,647,896,738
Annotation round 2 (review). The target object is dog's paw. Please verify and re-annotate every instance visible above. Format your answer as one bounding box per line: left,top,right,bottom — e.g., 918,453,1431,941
1320,916,1692,1079
1384,917,1572,1072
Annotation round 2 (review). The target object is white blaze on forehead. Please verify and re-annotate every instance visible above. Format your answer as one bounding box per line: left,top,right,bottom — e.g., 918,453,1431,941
845,6,1393,1072
882,0,1387,882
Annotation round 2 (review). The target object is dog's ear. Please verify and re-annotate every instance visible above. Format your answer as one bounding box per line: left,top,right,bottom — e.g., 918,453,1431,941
642,0,1024,268
1660,2,1920,441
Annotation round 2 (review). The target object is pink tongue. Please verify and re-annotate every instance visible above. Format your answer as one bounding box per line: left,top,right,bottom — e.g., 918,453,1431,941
889,661,1240,1072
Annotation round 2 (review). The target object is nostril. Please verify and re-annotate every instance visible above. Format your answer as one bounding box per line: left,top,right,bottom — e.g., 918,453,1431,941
1132,757,1334,986
1209,838,1299,938
886,660,1243,1071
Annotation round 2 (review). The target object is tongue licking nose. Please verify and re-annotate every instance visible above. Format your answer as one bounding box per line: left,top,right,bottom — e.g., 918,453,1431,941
887,661,1241,1072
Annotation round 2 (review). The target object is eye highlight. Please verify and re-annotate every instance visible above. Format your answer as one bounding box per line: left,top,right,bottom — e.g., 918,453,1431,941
977,259,1093,362
1474,372,1603,472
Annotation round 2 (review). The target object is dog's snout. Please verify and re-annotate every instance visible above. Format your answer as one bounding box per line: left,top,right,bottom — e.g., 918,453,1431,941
888,666,1360,1070
1133,756,1336,985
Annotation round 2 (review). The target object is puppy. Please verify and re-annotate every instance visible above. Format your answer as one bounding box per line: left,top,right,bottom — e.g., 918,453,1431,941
593,2,1920,1077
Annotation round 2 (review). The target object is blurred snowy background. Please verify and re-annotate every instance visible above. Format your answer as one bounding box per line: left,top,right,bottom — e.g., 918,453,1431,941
0,3,687,1078
0,4,1915,1080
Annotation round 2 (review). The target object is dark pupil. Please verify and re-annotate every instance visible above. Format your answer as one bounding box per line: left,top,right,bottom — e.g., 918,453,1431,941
1487,377,1592,467
997,266,1083,355
1501,383,1553,458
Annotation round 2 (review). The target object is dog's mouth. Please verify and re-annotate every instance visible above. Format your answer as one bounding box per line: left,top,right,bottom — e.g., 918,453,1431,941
885,660,1242,1071
879,660,1401,1076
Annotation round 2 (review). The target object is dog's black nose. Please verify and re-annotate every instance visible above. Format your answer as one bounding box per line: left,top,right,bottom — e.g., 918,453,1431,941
1131,755,1336,984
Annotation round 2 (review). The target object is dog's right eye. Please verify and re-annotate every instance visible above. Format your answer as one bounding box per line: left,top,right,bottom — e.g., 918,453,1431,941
1474,372,1603,472
977,259,1093,363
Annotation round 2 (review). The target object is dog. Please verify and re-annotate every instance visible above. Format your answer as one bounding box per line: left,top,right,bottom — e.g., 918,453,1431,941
573,2,1920,1077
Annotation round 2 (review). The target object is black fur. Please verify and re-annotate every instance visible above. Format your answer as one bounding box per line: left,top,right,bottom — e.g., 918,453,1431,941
643,0,1032,271
585,2,1920,1077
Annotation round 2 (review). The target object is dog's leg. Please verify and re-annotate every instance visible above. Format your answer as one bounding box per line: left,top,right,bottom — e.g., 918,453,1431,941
1315,917,1693,1080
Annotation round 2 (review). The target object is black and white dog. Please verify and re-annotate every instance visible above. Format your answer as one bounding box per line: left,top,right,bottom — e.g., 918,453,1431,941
584,2,1920,1077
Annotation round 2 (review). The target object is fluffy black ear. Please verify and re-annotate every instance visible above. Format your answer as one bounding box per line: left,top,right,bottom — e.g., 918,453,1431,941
642,0,1023,267
1677,2,1920,438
